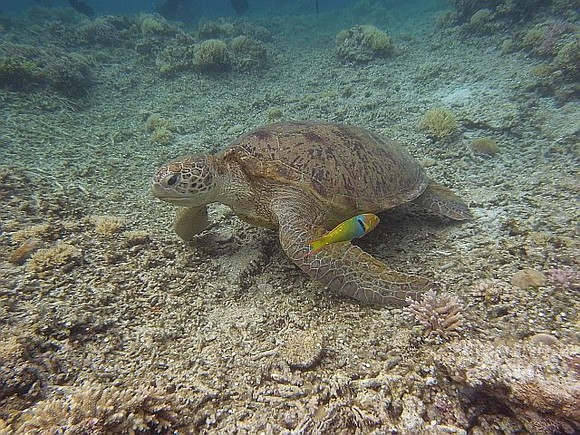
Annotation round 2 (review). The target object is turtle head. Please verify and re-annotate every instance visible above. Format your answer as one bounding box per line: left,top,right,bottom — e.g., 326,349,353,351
152,154,218,206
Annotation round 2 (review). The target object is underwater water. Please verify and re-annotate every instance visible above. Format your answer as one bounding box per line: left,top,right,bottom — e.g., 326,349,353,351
1,0,356,17
0,0,579,433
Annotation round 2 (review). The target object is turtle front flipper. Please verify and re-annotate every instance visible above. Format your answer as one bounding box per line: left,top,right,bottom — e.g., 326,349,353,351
272,197,433,306
172,206,210,241
413,180,471,221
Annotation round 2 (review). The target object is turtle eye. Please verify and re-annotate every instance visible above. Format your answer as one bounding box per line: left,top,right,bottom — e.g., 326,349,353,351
165,173,180,187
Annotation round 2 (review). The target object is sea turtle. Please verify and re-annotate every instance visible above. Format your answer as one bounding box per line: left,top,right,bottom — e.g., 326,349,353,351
152,121,470,306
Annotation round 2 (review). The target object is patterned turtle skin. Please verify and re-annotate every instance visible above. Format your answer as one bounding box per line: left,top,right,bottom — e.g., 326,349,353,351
152,121,471,306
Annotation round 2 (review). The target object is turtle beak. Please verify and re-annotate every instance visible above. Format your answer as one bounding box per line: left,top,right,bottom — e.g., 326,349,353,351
151,179,168,199
151,180,178,202
152,171,183,203
151,181,198,206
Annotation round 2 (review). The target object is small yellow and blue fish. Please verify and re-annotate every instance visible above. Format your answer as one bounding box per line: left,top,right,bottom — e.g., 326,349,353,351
307,213,380,255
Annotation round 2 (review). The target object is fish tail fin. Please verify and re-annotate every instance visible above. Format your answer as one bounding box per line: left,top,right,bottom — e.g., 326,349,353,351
307,238,327,256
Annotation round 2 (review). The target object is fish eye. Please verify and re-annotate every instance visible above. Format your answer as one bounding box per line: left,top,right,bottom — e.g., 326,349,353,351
166,173,179,187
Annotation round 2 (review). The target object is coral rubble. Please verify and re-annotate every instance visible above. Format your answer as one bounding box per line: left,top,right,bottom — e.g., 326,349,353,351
437,339,580,434
16,382,183,434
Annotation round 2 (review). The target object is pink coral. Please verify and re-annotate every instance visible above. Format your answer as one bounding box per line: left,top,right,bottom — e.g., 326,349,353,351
536,22,577,56
548,268,579,290
406,290,465,339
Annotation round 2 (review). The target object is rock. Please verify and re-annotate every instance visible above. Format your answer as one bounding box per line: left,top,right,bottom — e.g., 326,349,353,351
511,269,546,289
529,333,559,346
471,137,499,155
8,237,43,265
280,329,324,370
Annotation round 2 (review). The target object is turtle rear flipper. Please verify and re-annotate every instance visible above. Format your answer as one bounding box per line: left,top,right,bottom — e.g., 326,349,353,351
272,196,432,306
413,180,471,221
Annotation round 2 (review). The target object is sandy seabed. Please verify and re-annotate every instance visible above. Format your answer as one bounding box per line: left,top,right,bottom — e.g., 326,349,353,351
0,3,578,434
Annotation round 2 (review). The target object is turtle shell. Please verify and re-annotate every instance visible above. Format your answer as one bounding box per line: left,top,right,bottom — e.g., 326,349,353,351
221,121,429,213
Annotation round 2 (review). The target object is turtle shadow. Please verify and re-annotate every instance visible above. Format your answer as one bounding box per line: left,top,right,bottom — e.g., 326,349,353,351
360,203,469,260
375,203,464,233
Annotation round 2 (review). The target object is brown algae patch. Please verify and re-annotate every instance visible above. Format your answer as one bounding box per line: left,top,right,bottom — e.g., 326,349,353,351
27,242,82,273
89,215,126,236
421,108,458,140
11,223,52,243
